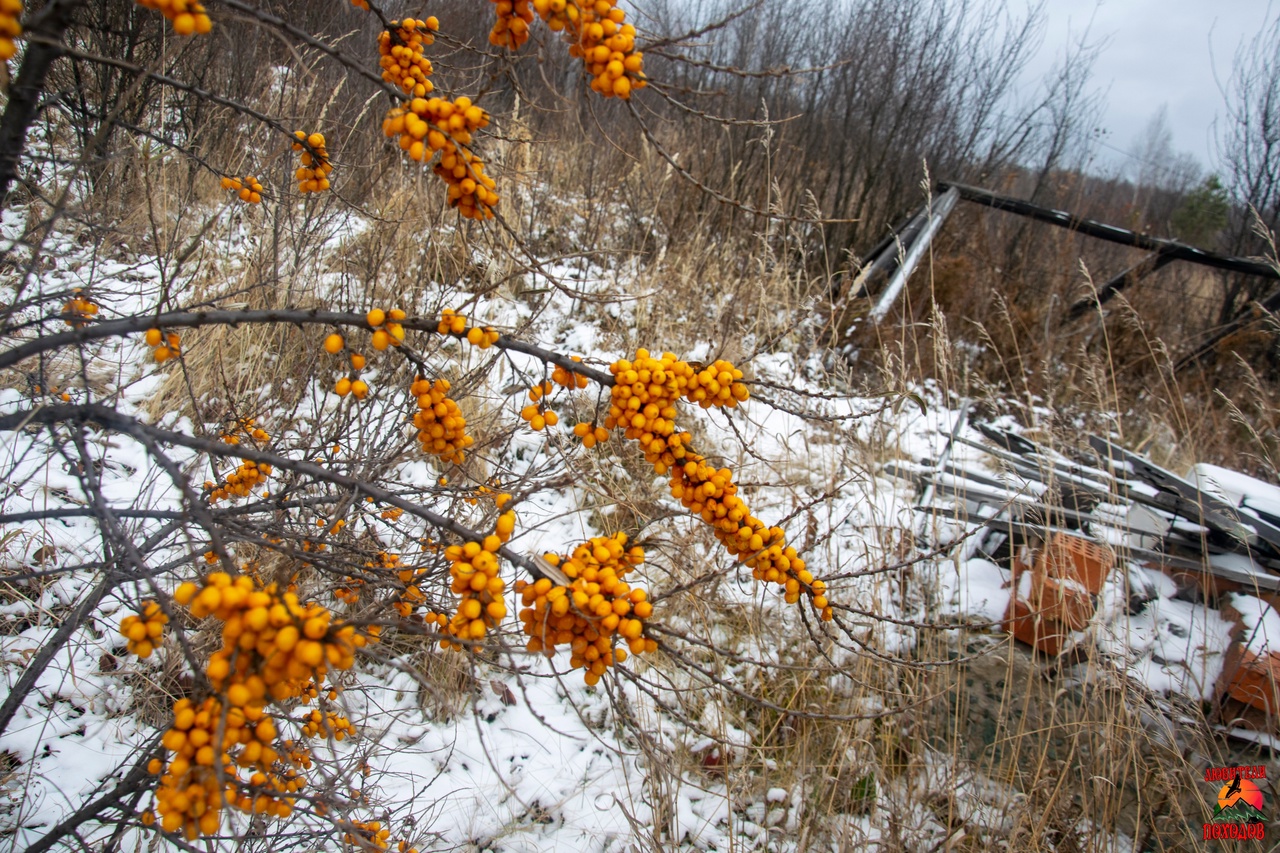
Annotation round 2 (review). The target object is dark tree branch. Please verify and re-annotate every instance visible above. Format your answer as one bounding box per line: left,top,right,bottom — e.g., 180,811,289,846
0,403,560,582
0,0,85,205
0,308,616,385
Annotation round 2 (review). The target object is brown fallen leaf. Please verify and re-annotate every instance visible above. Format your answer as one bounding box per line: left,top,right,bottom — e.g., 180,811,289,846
490,679,516,706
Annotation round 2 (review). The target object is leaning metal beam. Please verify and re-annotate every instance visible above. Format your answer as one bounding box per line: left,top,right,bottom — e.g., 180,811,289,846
937,181,1279,281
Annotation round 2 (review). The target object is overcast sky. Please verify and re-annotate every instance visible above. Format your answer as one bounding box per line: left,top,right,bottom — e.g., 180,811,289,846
1021,0,1275,175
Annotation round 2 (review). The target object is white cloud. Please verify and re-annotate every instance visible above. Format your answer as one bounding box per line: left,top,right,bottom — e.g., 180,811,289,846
1018,0,1275,171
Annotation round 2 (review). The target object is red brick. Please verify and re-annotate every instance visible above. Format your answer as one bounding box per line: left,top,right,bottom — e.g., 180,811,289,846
1004,597,1071,655
1037,532,1114,594
1218,642,1280,716
1029,575,1094,631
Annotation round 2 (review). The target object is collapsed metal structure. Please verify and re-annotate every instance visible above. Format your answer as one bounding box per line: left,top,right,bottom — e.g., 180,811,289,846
851,181,1280,370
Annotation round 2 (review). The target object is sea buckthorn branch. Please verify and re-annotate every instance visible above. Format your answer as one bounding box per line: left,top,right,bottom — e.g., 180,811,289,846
497,0,646,99
408,375,473,463
7,317,825,612
131,571,376,838
0,403,562,583
206,418,273,503
514,533,655,684
426,517,513,648
598,349,833,620
378,17,438,96
382,96,499,219
365,13,499,218
0,308,613,384
220,175,263,204
292,131,333,193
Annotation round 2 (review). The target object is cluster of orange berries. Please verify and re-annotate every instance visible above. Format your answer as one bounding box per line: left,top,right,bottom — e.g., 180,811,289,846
378,18,438,97
603,351,748,471
436,308,501,347
143,571,376,839
344,820,398,852
426,507,516,648
146,694,303,838
529,0,645,99
300,708,355,740
0,0,21,61
350,0,369,8
220,175,263,204
333,375,369,399
572,421,612,449
671,455,830,618
487,0,533,49
135,0,212,35
221,417,270,445
292,131,332,193
176,572,370,694
520,381,561,431
516,532,655,684
144,327,182,362
118,600,168,658
367,307,407,350
205,459,271,503
382,98,498,219
206,419,272,503
61,289,98,326
410,376,474,464
601,349,693,472
552,356,591,389
604,349,832,620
